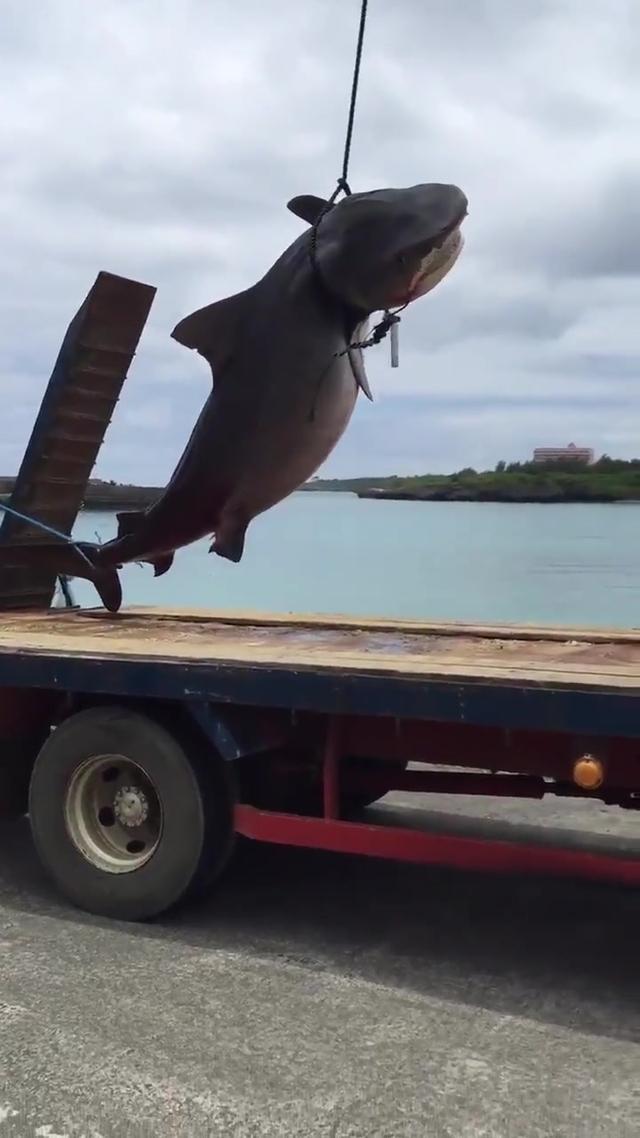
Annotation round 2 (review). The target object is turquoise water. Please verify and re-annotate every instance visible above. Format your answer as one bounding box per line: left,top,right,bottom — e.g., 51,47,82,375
70,493,640,628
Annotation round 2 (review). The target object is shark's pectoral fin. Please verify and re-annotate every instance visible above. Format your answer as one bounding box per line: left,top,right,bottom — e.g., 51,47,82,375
287,195,331,225
348,347,373,400
171,285,258,380
347,318,373,401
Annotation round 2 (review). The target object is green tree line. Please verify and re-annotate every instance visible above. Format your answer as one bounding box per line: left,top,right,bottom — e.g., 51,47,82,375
306,457,640,503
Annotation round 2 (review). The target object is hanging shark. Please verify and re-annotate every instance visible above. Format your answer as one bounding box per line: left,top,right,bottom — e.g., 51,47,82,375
11,182,467,611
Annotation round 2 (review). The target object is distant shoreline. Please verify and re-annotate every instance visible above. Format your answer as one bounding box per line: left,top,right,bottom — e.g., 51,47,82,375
304,460,640,504
0,479,162,513
3,464,640,511
355,489,640,504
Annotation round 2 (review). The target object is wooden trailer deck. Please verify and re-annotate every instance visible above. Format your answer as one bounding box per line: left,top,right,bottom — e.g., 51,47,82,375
1,606,640,691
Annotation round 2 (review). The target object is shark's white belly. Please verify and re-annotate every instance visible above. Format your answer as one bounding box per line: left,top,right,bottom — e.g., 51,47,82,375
223,353,359,519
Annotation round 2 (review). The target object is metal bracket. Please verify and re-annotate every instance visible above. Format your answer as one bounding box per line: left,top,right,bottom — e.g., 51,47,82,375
186,701,287,762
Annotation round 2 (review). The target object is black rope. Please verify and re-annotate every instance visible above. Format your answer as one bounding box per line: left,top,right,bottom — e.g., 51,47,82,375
339,0,368,197
309,0,369,266
314,0,369,221
344,305,406,353
58,575,75,607
308,0,404,378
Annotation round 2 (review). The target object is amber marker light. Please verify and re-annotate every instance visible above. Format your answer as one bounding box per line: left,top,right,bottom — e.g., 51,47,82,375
573,755,604,790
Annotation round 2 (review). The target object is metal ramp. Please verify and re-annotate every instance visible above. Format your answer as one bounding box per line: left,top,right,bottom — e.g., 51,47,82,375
0,271,155,610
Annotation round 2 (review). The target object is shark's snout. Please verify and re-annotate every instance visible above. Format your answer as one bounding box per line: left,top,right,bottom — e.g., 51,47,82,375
291,180,468,316
360,183,467,311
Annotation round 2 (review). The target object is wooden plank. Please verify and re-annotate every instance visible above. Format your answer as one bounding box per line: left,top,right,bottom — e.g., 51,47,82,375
0,273,156,611
81,605,640,646
0,608,640,692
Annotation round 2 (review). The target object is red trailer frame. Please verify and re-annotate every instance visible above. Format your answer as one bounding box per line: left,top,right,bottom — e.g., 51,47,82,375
235,713,640,887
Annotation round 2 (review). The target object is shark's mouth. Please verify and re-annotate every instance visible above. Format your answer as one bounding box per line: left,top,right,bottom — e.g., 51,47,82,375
407,225,464,301
387,207,467,308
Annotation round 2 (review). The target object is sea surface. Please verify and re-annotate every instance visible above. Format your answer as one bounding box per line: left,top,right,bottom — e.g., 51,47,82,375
70,493,640,628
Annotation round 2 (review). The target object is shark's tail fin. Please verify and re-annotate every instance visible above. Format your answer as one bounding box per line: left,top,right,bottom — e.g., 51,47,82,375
0,541,122,612
74,543,123,610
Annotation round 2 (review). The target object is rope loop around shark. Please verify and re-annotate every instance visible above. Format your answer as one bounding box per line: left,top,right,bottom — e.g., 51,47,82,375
33,182,468,612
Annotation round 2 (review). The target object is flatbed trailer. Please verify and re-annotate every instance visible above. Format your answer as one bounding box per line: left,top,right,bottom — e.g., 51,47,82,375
0,604,639,920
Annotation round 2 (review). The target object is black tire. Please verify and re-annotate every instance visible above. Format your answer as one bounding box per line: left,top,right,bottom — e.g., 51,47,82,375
28,705,235,921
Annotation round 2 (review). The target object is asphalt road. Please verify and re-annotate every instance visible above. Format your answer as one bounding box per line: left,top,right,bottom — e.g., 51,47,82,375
0,797,639,1137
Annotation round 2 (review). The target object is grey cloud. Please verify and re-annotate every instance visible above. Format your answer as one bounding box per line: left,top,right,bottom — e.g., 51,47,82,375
397,268,580,351
1,0,639,483
492,169,640,279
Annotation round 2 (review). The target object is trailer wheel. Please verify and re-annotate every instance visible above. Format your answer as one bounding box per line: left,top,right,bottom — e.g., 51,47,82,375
28,706,235,921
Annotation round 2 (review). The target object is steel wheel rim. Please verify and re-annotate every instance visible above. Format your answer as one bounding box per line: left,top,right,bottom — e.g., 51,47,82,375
64,754,163,873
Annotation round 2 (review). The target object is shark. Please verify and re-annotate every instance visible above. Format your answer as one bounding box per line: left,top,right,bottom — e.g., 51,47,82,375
8,182,467,611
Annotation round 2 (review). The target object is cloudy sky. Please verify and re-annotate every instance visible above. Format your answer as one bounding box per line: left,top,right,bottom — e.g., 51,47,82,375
1,0,639,482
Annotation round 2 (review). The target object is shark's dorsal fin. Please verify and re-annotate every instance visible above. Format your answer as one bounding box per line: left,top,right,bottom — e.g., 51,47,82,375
287,195,331,225
171,286,257,379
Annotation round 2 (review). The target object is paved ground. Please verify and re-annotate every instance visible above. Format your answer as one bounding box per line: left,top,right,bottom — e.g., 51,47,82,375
0,797,639,1137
